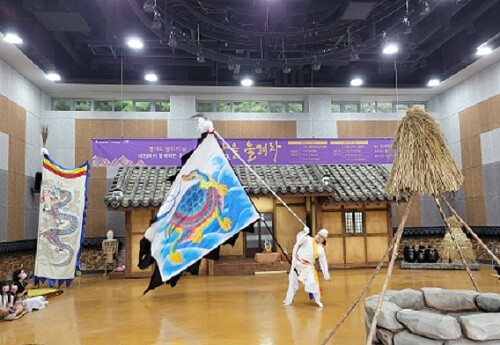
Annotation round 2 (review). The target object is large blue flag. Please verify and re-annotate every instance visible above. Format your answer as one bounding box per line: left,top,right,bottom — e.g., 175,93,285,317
144,133,260,282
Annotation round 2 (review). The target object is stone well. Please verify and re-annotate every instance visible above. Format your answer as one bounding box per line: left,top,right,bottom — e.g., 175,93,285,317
364,288,500,345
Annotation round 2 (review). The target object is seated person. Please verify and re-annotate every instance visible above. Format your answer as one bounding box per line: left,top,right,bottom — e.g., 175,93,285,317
1,281,24,321
0,280,13,319
11,269,47,313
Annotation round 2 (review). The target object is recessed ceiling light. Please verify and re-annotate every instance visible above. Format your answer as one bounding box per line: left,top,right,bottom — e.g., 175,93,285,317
3,32,23,44
382,43,399,55
144,73,158,82
427,78,440,87
476,45,492,56
240,77,253,87
350,77,363,86
127,37,144,49
45,72,61,81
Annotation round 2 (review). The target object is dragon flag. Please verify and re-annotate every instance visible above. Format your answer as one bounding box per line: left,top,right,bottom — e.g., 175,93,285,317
140,130,260,293
34,152,90,287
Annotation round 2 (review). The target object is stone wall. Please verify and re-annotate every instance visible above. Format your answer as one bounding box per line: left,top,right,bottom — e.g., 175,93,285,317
365,288,500,344
0,247,125,281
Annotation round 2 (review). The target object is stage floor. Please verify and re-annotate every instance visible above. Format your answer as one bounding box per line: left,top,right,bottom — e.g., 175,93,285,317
1,265,499,344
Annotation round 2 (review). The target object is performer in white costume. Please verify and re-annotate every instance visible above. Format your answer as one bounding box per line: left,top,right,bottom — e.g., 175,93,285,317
283,227,330,308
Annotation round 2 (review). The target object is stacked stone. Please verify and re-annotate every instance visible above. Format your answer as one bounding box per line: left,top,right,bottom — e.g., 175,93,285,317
364,288,500,344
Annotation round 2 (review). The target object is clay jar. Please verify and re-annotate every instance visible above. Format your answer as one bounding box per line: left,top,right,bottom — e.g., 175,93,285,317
403,246,416,262
416,248,426,262
425,247,439,263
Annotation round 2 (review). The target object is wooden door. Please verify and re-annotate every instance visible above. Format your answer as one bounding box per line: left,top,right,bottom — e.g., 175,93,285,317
319,204,390,268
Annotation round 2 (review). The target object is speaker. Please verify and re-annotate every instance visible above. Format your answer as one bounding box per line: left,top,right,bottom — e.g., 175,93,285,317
31,172,42,194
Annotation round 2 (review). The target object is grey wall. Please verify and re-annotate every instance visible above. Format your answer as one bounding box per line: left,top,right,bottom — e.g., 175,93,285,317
427,61,500,226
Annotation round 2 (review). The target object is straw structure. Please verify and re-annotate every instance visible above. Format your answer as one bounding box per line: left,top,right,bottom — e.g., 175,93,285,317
439,215,476,264
386,108,463,197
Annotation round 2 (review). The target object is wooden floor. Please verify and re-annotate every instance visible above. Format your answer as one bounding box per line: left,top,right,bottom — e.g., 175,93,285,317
1,265,499,345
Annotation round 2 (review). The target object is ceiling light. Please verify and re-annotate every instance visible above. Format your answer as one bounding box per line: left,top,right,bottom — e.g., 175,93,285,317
350,77,363,86
127,37,143,49
197,50,206,63
476,45,492,56
427,79,440,87
143,0,155,13
144,73,158,82
45,72,61,81
3,32,23,44
240,77,253,87
382,42,399,55
282,60,291,74
312,58,321,71
151,10,162,30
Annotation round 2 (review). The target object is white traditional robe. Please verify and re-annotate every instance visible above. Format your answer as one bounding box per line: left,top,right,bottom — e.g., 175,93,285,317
284,229,330,306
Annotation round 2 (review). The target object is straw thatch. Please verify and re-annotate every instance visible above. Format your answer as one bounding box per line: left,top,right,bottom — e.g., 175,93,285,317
439,215,476,264
385,107,464,198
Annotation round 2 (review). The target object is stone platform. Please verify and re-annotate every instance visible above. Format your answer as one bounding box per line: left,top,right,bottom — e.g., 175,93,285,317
213,257,290,275
400,261,480,270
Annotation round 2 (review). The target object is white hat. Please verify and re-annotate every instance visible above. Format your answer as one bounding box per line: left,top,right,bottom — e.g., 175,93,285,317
318,229,329,240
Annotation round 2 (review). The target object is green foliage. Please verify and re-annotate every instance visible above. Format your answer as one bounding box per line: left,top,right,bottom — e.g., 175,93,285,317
53,100,70,111
135,101,151,112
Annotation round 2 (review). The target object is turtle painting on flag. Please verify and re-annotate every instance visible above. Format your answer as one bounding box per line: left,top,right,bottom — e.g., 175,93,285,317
141,126,260,291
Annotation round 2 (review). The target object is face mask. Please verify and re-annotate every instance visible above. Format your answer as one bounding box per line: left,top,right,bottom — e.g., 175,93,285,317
20,272,27,280
1,286,8,293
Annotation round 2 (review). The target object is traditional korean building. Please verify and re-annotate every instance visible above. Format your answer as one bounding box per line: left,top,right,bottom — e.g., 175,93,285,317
104,164,396,278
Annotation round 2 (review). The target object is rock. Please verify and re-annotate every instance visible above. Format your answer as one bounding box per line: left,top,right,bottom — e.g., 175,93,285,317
476,293,500,312
393,330,444,345
377,328,394,345
393,288,425,309
459,313,500,341
365,316,382,344
422,288,479,312
365,300,404,332
445,338,500,344
448,311,482,323
397,309,462,340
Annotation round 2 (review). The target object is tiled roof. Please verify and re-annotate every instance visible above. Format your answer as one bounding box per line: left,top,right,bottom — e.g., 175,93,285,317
104,164,395,209
398,227,500,237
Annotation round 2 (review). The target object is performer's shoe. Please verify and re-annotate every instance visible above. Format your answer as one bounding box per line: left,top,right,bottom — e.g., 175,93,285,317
316,301,323,308
283,300,292,306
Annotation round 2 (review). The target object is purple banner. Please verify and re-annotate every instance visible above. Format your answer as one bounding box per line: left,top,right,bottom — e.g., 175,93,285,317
92,138,394,167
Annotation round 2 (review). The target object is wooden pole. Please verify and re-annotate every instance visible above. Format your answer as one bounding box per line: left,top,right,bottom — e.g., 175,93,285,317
321,230,398,345
434,196,481,292
440,194,500,266
366,196,414,345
